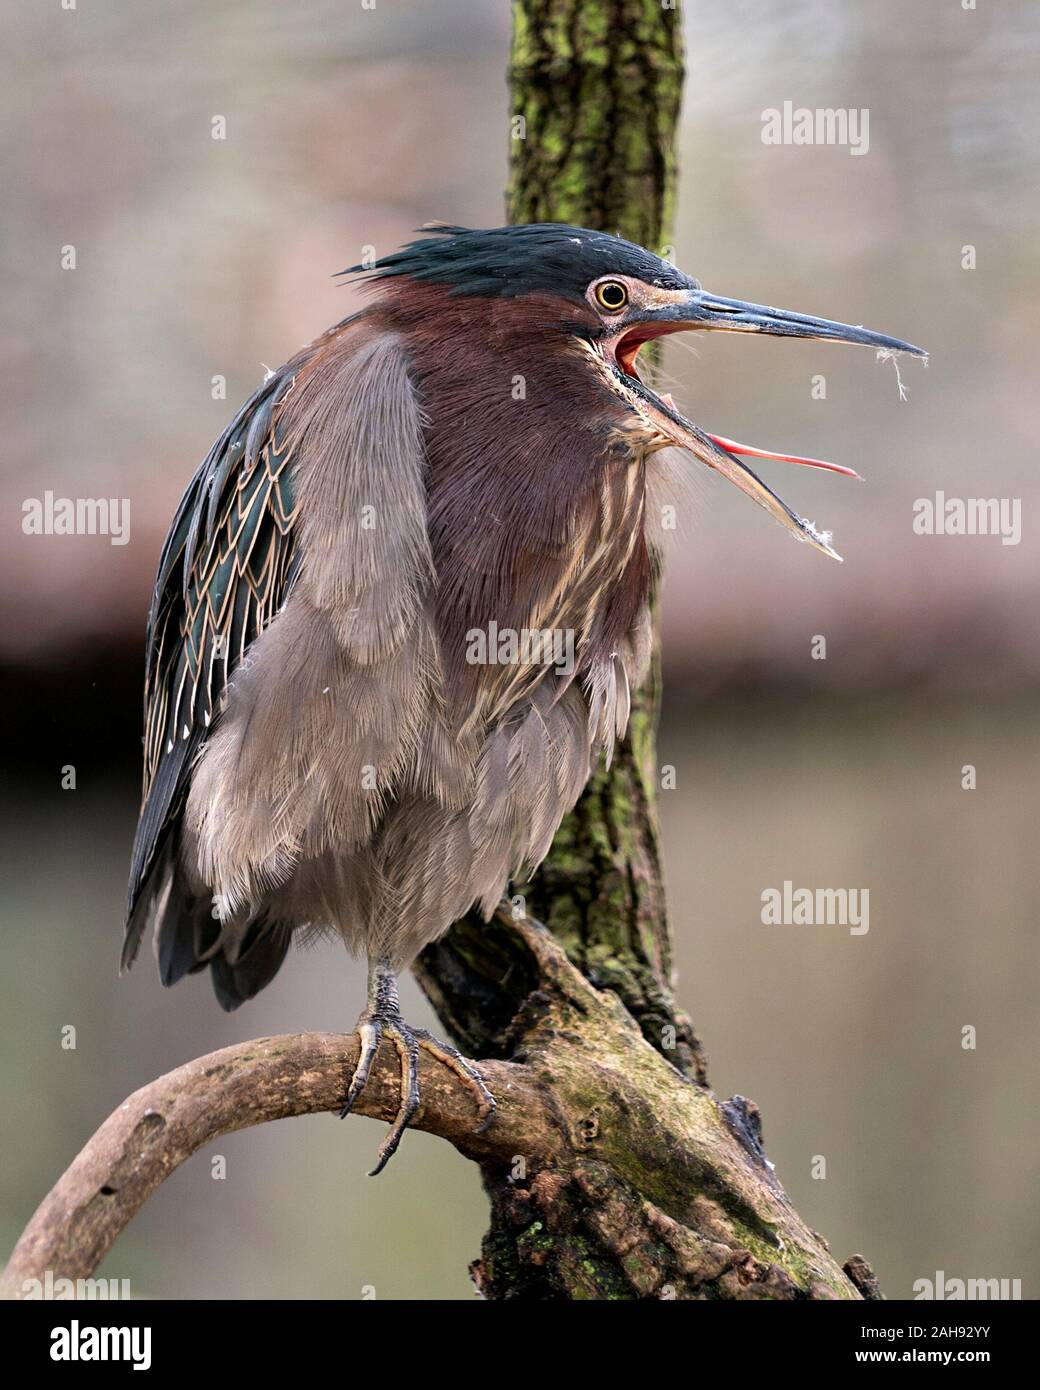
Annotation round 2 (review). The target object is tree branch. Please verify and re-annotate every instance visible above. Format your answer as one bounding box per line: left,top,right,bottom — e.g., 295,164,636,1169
2,0,882,1303
3,917,866,1300
0,1029,540,1299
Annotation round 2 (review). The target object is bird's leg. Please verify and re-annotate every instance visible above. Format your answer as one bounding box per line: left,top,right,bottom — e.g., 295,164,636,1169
340,955,496,1175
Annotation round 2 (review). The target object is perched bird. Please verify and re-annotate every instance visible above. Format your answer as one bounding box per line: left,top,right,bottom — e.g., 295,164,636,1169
123,224,924,1171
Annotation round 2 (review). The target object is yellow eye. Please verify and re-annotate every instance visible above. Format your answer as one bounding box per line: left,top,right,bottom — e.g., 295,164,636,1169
595,280,628,312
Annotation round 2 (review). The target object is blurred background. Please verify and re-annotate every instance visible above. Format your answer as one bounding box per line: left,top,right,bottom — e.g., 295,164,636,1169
2,0,1037,1300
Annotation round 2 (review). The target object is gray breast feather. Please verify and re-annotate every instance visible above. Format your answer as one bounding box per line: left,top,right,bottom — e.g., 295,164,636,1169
156,326,650,999
182,331,438,923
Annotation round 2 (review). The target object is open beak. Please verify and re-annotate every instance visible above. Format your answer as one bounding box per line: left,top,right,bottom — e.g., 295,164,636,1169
609,289,928,561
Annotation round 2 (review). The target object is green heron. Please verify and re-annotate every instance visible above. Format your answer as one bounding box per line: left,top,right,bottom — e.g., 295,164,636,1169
123,224,924,1172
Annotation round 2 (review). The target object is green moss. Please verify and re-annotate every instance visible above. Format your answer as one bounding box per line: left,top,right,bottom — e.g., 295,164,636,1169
417,0,857,1304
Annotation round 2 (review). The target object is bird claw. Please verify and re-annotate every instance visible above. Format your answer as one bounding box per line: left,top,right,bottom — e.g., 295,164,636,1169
340,1008,496,1174
411,1025,496,1134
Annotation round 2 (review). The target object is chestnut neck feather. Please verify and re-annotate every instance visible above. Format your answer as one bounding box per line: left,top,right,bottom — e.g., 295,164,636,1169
371,280,652,720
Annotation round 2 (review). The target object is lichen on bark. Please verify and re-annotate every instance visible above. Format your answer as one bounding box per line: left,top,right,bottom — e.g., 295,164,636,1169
415,0,867,1302
420,0,701,1084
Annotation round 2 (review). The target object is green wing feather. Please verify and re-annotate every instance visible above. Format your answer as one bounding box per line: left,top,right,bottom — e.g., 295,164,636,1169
125,368,299,950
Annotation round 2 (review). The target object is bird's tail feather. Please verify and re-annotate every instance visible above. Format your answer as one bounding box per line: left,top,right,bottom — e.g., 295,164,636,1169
124,839,291,1011
209,920,291,1011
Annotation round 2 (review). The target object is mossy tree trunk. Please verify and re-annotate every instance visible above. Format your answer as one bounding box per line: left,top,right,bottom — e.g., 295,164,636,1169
420,0,700,1100
415,0,872,1301
0,0,878,1305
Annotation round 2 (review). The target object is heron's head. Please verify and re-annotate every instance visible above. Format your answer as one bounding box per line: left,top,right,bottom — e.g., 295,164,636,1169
347,224,927,560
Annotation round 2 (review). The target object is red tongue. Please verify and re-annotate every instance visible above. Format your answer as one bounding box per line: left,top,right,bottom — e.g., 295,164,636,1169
706,433,862,480
652,394,861,480
650,391,862,478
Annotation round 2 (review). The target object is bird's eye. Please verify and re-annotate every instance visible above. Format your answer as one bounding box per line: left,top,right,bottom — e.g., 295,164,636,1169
595,280,629,312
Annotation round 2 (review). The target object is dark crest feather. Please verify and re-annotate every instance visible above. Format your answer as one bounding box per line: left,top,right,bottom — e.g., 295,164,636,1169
337,223,695,301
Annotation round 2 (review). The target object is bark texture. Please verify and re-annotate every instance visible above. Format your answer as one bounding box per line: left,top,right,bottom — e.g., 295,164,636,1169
412,0,868,1300
418,0,701,1097
2,918,867,1301
1,0,875,1303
